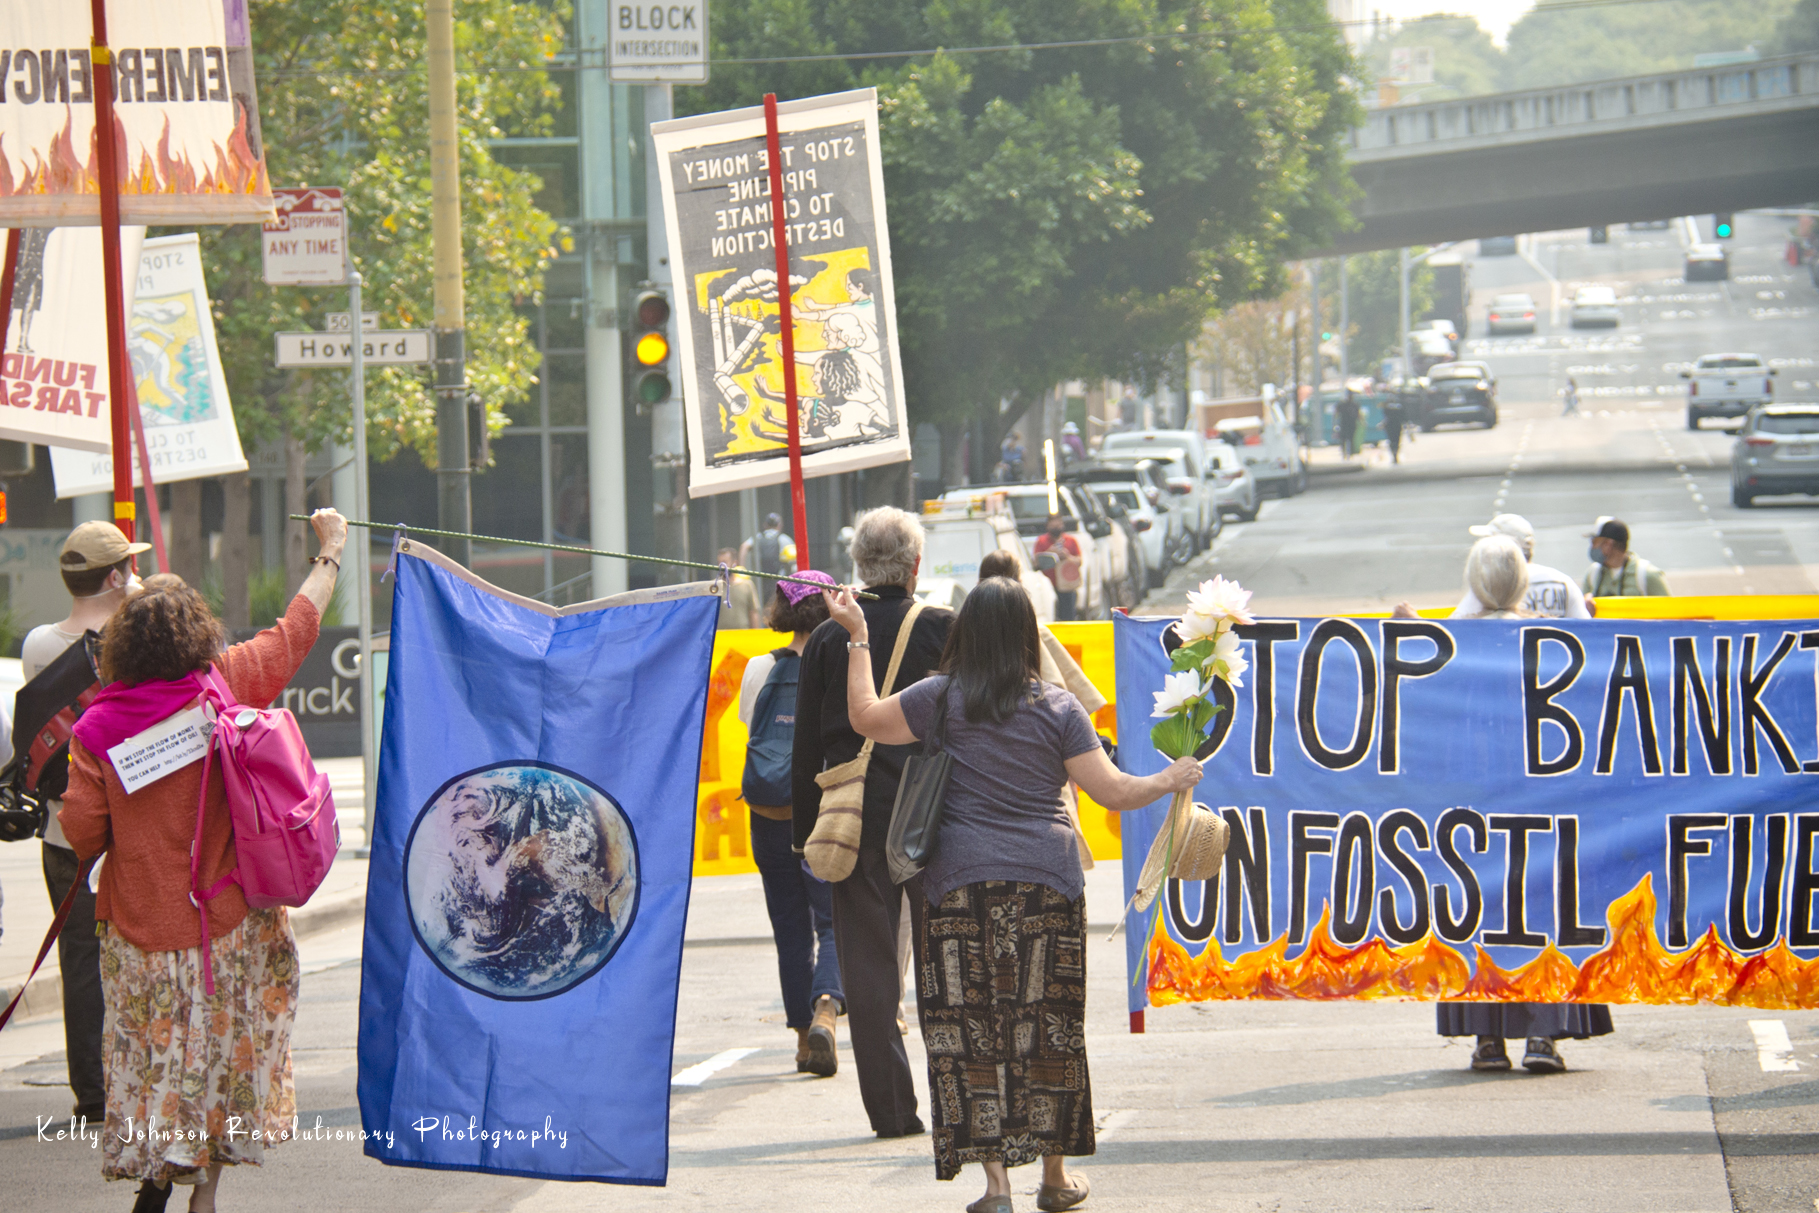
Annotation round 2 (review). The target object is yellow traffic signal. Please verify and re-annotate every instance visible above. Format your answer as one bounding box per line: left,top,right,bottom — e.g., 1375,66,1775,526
635,330,669,367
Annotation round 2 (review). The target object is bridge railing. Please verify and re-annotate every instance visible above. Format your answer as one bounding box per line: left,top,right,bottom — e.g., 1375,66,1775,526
1351,52,1819,159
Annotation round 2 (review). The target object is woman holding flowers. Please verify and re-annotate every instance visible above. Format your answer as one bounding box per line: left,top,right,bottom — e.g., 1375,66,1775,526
824,577,1200,1213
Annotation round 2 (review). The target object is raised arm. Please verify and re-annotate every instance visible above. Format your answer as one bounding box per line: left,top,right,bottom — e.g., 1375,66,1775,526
297,508,349,615
822,585,917,745
1064,744,1203,813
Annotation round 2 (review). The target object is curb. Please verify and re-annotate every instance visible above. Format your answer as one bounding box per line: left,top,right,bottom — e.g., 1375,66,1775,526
0,886,367,1029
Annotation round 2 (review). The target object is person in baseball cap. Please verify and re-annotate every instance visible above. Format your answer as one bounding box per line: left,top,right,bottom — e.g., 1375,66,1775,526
58,521,151,581
1582,516,1670,598
1450,513,1591,619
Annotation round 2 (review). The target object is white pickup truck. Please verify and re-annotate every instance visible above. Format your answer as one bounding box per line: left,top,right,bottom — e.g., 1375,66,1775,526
1684,353,1777,430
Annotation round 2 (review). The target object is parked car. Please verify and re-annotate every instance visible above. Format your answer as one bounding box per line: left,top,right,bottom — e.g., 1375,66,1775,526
1569,285,1621,328
1096,429,1217,546
1415,317,1459,344
1210,388,1307,498
1486,293,1537,335
940,481,1130,616
1731,404,1819,506
1684,242,1730,282
1062,475,1153,604
1077,460,1193,585
1203,442,1260,521
1413,362,1498,429
1479,235,1518,256
918,494,1057,618
1684,352,1776,429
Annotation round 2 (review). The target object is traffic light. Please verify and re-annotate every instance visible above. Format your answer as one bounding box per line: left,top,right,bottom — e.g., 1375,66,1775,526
629,287,672,409
1714,213,1734,239
1589,226,1608,244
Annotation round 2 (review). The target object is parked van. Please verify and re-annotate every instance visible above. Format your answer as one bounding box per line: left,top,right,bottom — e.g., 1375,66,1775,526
1096,429,1216,548
1212,386,1307,498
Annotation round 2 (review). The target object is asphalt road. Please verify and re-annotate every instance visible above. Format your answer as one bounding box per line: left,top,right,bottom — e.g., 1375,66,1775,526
1146,211,1819,618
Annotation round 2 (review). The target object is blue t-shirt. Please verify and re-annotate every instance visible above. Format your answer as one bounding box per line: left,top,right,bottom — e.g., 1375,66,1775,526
897,675,1101,904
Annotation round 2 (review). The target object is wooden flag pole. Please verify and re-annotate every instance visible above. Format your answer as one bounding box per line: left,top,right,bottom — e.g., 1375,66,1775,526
88,1,136,542
0,231,19,354
127,389,169,572
762,94,811,571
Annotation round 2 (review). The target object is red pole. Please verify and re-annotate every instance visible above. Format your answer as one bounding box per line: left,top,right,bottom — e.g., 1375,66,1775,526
0,230,20,356
762,94,810,572
127,388,168,573
88,1,136,543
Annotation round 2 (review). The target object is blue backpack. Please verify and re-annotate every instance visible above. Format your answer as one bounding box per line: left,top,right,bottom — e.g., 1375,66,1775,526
742,649,800,808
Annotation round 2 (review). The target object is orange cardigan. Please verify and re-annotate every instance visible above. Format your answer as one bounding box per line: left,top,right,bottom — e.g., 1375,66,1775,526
60,597,321,953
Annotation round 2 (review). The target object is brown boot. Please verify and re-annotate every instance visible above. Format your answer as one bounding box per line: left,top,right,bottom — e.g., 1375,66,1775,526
803,995,839,1077
794,1027,814,1074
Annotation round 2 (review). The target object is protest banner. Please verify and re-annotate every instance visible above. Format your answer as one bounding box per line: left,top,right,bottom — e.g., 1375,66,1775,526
651,89,912,497
0,1,274,226
358,539,719,1184
50,233,246,494
1115,612,1819,1017
0,225,143,452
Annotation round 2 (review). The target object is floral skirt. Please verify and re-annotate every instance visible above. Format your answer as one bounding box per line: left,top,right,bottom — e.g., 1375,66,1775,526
100,908,300,1184
918,881,1095,1181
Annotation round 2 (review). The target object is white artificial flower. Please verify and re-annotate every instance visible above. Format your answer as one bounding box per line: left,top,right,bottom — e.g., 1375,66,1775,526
1150,668,1205,718
1185,575,1257,628
1174,610,1220,643
1213,647,1250,690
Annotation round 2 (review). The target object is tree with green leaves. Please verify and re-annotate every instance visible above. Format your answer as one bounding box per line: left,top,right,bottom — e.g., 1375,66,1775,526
1776,0,1819,51
191,0,565,606
1362,14,1504,102
683,0,1360,482
1502,0,1797,89
1319,249,1433,373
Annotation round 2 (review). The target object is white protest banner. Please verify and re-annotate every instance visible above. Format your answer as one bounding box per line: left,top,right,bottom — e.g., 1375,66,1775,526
652,88,911,496
107,704,209,795
0,0,275,226
263,188,347,285
0,225,145,452
51,234,249,496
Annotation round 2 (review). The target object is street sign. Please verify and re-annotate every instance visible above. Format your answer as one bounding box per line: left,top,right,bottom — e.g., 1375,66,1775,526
608,0,708,84
326,312,380,331
274,330,431,367
263,188,349,285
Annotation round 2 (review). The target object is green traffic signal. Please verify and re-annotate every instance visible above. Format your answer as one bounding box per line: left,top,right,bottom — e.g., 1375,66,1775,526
1714,213,1734,239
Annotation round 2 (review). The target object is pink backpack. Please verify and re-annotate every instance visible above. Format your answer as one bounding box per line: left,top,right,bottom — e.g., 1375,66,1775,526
191,668,339,992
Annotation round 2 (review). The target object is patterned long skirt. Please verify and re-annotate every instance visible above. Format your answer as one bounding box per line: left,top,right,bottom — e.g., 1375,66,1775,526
99,909,300,1184
918,880,1095,1181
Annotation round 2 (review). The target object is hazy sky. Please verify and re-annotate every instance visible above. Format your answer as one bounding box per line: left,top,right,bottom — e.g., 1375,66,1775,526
1364,0,1538,44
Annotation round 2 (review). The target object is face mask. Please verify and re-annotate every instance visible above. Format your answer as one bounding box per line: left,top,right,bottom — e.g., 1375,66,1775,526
1588,543,1603,563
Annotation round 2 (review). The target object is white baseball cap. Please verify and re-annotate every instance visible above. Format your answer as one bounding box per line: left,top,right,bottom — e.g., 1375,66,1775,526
1468,513,1535,544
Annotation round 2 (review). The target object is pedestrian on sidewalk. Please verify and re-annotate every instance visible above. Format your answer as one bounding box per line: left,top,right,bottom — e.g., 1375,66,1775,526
792,507,954,1140
1451,514,1590,619
59,508,346,1212
20,520,150,1127
740,569,845,1078
1582,517,1671,598
1436,535,1614,1073
824,575,1202,1213
1034,515,1083,622
1380,395,1407,464
1334,387,1360,459
1562,376,1581,416
741,514,794,578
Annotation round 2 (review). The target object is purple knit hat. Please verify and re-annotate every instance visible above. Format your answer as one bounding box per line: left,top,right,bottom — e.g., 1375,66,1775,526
777,569,838,605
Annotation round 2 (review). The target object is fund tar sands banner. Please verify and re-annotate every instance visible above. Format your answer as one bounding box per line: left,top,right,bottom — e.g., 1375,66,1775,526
0,0,274,225
652,88,911,496
1114,614,1819,1014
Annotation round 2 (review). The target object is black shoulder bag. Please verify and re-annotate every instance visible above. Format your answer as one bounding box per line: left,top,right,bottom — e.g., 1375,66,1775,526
885,683,953,885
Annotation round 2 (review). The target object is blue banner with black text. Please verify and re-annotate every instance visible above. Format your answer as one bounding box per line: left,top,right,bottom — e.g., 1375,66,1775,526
358,544,718,1183
1115,613,1819,1011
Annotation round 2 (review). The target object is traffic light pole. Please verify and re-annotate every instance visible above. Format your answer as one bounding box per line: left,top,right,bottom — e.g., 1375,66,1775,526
762,93,811,572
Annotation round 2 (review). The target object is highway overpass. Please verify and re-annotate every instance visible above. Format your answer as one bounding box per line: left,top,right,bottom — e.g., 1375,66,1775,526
1323,52,1819,255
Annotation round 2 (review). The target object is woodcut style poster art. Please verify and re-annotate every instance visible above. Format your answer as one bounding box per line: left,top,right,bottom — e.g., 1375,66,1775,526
652,89,911,496
0,0,274,225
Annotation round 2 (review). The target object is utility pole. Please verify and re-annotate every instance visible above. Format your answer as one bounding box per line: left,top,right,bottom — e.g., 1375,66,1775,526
1398,246,1411,386
1338,257,1350,382
646,82,688,576
427,0,471,565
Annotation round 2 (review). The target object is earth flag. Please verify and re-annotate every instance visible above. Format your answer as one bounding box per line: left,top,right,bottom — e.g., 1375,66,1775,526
358,540,719,1183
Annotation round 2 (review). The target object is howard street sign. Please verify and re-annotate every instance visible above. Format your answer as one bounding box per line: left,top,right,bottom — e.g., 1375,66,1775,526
274,330,431,367
608,1,708,84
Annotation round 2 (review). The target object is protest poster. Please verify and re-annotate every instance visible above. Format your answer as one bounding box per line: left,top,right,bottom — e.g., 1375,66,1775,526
651,89,912,496
358,540,719,1183
0,0,274,226
49,234,247,495
0,225,144,452
1115,612,1819,1012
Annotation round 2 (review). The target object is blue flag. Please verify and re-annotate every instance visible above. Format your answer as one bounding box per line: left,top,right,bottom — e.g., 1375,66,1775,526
358,542,718,1183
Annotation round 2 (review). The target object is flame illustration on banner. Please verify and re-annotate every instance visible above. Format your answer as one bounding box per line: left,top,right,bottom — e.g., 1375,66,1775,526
0,110,268,201
1148,874,1819,1009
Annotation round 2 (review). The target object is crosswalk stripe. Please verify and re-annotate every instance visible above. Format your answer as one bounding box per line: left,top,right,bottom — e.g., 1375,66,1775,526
672,1047,761,1087
1748,1020,1801,1072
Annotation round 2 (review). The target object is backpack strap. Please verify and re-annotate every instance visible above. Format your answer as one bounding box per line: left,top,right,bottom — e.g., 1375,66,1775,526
189,667,240,999
0,853,96,1031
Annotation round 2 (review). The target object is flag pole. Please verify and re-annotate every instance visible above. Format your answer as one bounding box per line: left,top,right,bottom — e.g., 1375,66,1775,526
88,1,136,543
0,231,19,354
762,94,811,571
127,394,169,572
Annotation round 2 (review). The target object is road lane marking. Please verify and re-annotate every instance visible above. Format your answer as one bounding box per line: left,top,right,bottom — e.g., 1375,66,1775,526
672,1047,761,1087
1748,1020,1801,1072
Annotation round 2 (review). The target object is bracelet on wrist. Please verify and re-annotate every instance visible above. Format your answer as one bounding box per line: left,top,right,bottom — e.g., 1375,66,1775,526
847,639,871,651
310,555,341,573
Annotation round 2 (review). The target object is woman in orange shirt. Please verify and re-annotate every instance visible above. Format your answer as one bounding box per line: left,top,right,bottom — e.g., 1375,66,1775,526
61,509,346,1213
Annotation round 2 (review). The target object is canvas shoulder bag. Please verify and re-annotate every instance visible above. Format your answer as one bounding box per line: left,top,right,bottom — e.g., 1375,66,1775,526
805,601,926,881
885,679,953,885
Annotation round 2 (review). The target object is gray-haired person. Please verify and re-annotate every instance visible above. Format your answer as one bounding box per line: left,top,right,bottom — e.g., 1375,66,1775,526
792,507,954,1138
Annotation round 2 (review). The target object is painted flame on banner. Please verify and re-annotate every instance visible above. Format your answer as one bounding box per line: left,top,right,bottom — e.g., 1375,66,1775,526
1148,875,1819,1009
0,110,268,202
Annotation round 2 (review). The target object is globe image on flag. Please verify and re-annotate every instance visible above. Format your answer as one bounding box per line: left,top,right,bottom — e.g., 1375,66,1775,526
404,762,640,1000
